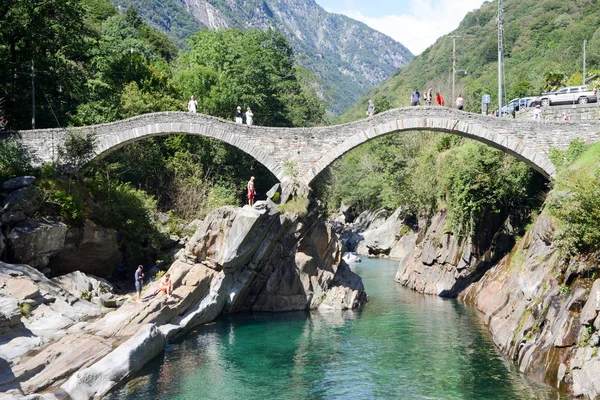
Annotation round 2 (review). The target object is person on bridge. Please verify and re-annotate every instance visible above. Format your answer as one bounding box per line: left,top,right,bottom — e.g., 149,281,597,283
367,99,375,118
435,92,445,106
247,176,256,206
455,94,464,111
246,107,254,126
188,96,198,113
424,87,433,106
533,105,542,122
235,106,243,124
411,88,420,106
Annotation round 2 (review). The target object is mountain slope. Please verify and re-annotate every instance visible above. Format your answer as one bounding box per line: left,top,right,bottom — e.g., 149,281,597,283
337,0,600,122
110,0,413,114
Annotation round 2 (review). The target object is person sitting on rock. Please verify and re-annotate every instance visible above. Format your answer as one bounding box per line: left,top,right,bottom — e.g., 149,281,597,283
157,273,173,298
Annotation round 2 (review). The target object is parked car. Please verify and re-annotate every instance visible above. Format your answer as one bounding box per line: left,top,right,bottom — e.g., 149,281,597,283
536,86,597,107
519,97,536,109
530,91,556,107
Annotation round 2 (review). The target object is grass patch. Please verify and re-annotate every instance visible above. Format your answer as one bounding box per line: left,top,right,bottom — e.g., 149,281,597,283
18,303,31,317
278,196,309,217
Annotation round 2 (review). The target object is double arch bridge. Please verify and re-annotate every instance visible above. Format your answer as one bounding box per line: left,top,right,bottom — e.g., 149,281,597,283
6,107,600,188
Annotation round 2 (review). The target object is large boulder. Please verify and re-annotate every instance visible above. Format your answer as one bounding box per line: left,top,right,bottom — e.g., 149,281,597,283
3,186,43,215
52,271,114,300
0,210,26,226
0,296,21,335
355,208,407,256
61,324,165,400
7,221,67,269
48,219,122,278
2,176,36,191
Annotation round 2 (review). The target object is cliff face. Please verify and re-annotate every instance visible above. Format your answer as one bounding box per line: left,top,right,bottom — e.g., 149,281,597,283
394,210,515,297
394,209,600,399
111,0,413,114
460,214,600,399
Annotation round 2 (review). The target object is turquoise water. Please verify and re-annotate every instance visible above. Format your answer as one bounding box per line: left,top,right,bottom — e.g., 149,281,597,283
108,258,561,400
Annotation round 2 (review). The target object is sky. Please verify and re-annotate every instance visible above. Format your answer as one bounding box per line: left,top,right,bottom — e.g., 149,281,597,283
315,0,487,55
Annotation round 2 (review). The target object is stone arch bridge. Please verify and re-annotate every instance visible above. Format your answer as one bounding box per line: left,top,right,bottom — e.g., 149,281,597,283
5,108,600,187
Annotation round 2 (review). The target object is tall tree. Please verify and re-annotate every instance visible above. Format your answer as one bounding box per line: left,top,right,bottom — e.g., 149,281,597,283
0,0,90,129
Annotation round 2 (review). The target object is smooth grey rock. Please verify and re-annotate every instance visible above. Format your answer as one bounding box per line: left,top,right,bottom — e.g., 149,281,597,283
0,210,26,226
7,221,67,269
2,176,36,190
342,252,361,263
98,293,121,308
571,357,600,399
339,203,355,224
61,324,165,400
3,186,43,215
52,270,114,299
48,219,121,278
0,296,21,334
580,279,600,326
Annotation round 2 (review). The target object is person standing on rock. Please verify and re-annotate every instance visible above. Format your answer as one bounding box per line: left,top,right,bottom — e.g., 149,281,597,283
246,107,254,126
235,106,243,124
188,96,198,113
367,99,375,118
135,265,144,303
247,176,256,207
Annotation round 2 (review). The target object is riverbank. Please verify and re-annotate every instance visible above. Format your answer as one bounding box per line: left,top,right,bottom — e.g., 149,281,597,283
0,200,366,399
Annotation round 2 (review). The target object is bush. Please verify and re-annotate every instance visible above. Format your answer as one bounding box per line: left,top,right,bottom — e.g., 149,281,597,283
88,178,167,267
278,196,309,217
0,139,34,181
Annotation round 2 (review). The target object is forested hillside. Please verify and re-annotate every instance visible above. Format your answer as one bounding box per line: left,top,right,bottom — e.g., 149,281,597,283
338,0,600,122
0,0,324,267
109,0,413,115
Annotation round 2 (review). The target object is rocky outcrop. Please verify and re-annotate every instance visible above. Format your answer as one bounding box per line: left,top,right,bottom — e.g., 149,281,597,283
3,186,43,215
0,200,366,398
48,219,122,278
395,210,514,297
354,208,416,257
7,221,68,269
459,214,600,399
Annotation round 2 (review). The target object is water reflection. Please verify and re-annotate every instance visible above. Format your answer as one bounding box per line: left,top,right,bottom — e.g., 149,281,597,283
108,258,563,400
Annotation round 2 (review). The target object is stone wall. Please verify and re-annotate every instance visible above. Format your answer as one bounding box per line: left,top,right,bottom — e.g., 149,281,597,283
517,104,600,122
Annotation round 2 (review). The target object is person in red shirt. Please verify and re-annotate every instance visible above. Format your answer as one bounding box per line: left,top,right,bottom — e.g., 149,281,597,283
435,93,445,106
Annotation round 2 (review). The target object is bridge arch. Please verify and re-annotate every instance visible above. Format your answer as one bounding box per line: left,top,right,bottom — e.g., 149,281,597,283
303,113,557,186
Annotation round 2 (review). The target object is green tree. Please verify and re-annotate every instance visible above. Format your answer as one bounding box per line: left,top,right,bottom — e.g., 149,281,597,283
174,29,325,127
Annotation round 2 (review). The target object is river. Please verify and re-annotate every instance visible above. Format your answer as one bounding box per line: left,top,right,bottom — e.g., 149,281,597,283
108,258,562,399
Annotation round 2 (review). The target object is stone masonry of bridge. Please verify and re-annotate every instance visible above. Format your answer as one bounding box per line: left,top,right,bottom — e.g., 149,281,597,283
4,107,600,187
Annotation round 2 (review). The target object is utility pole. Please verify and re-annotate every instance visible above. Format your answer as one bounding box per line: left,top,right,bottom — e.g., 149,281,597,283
31,61,35,129
497,0,504,116
583,40,587,86
450,35,461,104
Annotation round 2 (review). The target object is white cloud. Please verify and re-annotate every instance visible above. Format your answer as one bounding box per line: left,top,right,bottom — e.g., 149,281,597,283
341,0,486,55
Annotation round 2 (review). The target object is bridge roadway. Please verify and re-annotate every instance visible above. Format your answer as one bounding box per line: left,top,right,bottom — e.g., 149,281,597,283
5,107,600,187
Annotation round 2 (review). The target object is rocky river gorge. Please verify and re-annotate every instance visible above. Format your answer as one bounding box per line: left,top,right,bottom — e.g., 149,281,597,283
0,181,599,399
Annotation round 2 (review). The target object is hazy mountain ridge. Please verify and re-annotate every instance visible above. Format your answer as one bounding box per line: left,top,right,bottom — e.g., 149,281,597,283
337,0,600,122
111,0,413,114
